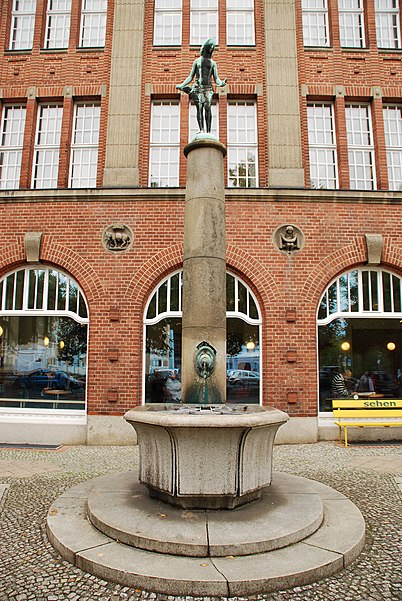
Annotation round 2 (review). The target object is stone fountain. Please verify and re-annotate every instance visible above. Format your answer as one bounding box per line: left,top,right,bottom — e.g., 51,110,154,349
46,41,365,596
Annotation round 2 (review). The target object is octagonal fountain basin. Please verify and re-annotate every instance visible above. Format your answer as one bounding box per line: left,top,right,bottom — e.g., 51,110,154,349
124,404,289,510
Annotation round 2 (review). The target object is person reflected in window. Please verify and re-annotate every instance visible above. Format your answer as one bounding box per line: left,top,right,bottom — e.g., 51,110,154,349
357,371,375,393
331,371,350,398
165,371,182,402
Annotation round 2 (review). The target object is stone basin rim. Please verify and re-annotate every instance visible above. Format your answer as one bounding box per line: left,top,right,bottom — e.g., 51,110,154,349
125,404,289,428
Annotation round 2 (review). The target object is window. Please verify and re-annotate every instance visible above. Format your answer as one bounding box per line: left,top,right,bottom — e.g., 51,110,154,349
32,104,62,189
227,101,258,187
190,0,218,45
338,0,365,48
0,267,88,411
383,105,402,191
375,0,401,48
302,0,329,47
154,0,182,46
79,0,107,47
149,101,180,187
69,103,100,188
144,271,261,404
226,0,255,46
0,106,26,190
346,104,375,190
317,268,402,412
45,0,71,49
9,0,37,50
307,103,338,189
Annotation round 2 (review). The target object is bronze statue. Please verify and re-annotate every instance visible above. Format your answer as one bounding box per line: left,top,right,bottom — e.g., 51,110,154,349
176,39,227,134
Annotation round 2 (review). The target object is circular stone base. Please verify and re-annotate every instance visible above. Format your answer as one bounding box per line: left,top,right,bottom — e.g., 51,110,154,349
47,471,365,596
86,471,324,556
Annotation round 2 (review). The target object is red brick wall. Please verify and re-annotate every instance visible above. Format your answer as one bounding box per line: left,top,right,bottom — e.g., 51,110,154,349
295,0,402,189
1,190,401,418
139,0,268,186
0,0,114,188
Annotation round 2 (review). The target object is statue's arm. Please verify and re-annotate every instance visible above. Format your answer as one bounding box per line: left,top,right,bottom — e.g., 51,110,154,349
176,60,198,89
212,61,227,87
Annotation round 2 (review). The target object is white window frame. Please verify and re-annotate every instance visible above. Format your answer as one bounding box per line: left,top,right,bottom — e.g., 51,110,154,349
45,0,72,49
149,101,180,187
79,0,107,48
9,0,37,50
383,104,402,191
338,0,365,48
0,105,26,190
154,0,182,46
307,102,338,189
32,104,62,190
226,0,255,46
302,0,329,47
227,101,258,188
69,103,100,189
346,104,376,190
375,0,401,49
190,0,218,45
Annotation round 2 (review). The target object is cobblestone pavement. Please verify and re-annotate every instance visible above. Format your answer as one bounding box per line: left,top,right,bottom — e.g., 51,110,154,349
0,442,401,601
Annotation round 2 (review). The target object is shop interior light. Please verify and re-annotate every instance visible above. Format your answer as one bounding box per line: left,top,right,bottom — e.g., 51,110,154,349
387,342,396,351
341,342,350,351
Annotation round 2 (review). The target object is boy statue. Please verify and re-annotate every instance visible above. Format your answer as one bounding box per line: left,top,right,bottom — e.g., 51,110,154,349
176,39,227,134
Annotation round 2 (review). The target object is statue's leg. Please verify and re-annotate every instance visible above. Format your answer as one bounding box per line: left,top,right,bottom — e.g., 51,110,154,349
205,102,212,133
196,102,204,132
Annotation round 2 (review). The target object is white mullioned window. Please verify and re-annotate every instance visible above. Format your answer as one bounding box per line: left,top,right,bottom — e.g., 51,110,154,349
32,104,62,189
346,104,376,190
375,0,401,49
227,101,258,188
226,0,255,46
45,0,71,49
338,0,365,48
302,0,329,47
307,103,338,189
383,105,402,191
0,106,26,190
190,0,218,45
79,0,107,47
149,101,180,187
69,103,100,188
154,0,182,46
9,0,37,50
0,266,88,412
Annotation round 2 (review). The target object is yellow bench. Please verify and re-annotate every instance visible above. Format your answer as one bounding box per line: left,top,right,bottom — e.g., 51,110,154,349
332,398,402,447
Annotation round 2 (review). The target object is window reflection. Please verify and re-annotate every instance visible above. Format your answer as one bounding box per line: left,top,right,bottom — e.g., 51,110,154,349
318,317,401,411
0,316,87,410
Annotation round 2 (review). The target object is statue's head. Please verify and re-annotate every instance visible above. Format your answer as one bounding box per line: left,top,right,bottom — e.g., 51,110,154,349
200,39,215,57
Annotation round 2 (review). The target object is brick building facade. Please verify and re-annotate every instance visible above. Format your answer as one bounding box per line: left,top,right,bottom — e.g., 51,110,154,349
0,0,401,445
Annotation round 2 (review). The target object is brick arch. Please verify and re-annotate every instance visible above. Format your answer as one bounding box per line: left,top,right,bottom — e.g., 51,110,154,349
127,243,184,312
301,238,367,310
226,244,279,314
39,238,105,304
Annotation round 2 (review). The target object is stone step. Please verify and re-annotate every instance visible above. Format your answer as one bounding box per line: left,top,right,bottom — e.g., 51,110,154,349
86,471,324,556
46,472,365,597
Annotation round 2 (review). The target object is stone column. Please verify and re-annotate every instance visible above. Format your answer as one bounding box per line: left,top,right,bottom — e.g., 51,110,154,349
182,137,227,404
103,0,144,186
264,0,304,187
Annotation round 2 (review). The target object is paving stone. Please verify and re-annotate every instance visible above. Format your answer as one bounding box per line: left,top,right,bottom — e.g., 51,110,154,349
0,442,400,600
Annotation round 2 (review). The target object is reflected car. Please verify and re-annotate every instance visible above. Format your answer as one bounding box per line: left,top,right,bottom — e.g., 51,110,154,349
13,369,84,398
372,371,400,398
228,370,260,386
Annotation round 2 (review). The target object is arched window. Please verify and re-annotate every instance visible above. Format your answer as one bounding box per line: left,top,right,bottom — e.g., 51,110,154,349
144,270,261,404
0,267,88,412
317,268,402,412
